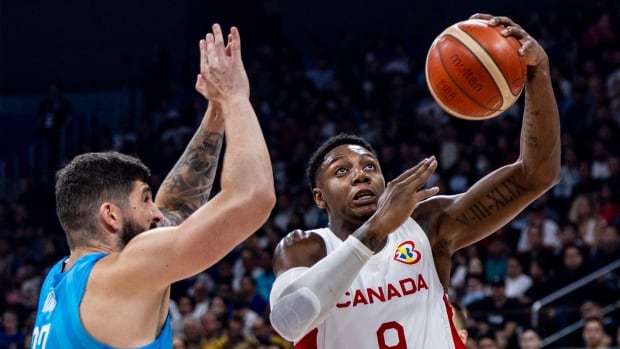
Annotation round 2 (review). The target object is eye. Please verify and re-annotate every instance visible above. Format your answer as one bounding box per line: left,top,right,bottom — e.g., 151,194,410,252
335,167,348,176
364,163,376,171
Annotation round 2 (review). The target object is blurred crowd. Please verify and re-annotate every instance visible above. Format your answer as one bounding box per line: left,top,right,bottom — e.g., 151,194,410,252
2,3,620,349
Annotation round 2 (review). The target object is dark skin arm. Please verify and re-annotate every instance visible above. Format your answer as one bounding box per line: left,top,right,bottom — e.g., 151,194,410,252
414,14,561,289
154,95,224,227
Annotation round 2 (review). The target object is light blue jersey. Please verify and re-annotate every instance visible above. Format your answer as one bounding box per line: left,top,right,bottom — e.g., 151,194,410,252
31,253,172,349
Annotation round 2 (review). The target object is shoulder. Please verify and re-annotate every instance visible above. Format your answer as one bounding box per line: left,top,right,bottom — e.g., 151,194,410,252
273,229,327,275
279,229,321,246
412,194,459,235
275,229,326,255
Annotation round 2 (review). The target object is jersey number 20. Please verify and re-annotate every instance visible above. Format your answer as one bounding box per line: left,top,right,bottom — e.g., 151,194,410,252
32,324,51,349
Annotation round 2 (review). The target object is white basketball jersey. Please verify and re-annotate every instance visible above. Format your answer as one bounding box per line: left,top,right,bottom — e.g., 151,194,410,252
295,218,465,349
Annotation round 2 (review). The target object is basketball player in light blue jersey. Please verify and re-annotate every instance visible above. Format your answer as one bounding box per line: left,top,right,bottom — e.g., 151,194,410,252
31,24,275,349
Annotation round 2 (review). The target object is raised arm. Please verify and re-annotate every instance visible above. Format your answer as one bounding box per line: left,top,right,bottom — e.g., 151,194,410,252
422,14,561,254
113,24,275,290
155,101,224,226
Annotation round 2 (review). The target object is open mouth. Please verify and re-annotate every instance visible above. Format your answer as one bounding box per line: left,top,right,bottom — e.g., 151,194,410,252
352,189,376,205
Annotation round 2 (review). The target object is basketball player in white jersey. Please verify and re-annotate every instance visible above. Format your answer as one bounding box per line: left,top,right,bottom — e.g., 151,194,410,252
269,13,560,349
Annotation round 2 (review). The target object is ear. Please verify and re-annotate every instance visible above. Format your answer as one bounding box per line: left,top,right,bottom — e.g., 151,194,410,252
99,202,122,232
312,188,326,209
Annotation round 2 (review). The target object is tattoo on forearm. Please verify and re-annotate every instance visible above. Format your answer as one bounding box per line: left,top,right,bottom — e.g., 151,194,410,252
523,111,540,149
158,130,224,223
455,175,526,226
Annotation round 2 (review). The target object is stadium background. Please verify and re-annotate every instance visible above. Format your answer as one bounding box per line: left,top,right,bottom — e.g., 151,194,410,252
1,0,618,348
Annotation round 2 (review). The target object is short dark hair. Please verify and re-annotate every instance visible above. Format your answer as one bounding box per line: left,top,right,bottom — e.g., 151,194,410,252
305,133,377,190
55,151,151,248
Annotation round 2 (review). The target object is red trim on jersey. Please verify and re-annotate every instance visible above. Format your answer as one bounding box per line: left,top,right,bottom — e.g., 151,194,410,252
295,328,318,349
443,294,467,349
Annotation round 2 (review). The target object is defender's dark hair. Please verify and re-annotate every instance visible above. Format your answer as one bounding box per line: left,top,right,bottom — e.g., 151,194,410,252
305,133,377,190
55,151,151,248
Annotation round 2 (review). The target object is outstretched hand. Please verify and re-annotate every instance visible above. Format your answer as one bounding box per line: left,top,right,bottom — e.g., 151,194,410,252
195,24,249,103
370,156,439,236
470,13,548,68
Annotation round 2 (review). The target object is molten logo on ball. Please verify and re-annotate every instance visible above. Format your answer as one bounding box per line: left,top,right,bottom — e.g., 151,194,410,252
449,54,484,92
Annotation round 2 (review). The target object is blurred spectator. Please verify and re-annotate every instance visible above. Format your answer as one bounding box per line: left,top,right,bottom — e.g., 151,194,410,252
547,244,600,338
582,317,613,349
208,296,229,322
484,238,510,284
516,223,557,274
516,207,560,254
232,247,263,292
218,315,255,349
572,160,602,200
250,316,292,349
199,310,225,348
592,224,620,269
0,308,26,349
36,83,73,178
522,259,553,307
468,277,525,348
461,273,486,308
181,317,204,349
597,181,620,227
233,274,268,317
552,146,581,210
568,194,604,248
580,300,618,340
188,277,212,320
477,333,500,349
518,328,542,349
253,248,276,304
504,256,533,300
173,336,187,349
170,295,198,338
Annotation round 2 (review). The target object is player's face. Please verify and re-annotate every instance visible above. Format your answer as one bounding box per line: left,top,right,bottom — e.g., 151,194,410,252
119,181,163,247
315,144,385,222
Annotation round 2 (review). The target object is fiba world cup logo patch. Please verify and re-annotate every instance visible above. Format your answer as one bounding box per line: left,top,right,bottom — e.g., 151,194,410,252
393,240,422,265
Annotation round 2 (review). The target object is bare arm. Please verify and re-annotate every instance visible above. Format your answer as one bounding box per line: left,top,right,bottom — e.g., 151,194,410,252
155,101,224,226
420,14,561,256
111,24,275,291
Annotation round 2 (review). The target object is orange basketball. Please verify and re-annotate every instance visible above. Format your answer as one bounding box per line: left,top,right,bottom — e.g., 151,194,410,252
425,19,527,120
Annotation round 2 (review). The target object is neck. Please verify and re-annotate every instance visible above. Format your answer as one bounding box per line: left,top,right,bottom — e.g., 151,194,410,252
327,217,361,241
66,244,113,270
328,217,387,252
